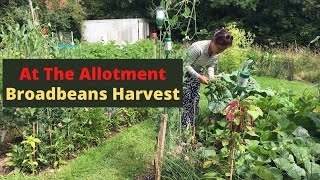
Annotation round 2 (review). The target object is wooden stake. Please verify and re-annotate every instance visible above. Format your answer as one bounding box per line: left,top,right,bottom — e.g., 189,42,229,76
287,59,294,81
152,33,157,59
28,0,36,23
33,122,36,137
155,114,168,180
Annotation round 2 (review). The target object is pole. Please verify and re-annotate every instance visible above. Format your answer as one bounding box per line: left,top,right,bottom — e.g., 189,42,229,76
159,29,162,59
28,0,36,24
152,33,157,59
71,31,75,45
155,114,168,180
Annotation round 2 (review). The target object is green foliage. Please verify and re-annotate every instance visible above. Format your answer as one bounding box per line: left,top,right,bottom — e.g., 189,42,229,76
0,1,30,28
38,0,86,39
210,0,259,10
3,120,158,179
83,0,160,20
67,40,154,59
251,48,320,83
200,74,320,179
1,0,319,46
189,0,320,46
161,156,202,180
159,0,201,41
204,70,273,114
0,20,160,174
0,0,86,40
6,136,41,174
217,23,255,73
0,20,61,59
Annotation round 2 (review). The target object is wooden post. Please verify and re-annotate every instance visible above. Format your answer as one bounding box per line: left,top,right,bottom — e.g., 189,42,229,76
287,58,294,81
32,121,36,176
33,122,36,137
28,0,36,23
152,32,157,59
159,29,162,59
155,114,168,180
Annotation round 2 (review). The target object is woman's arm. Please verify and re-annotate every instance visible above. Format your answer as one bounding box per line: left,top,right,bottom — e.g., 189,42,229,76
185,44,201,78
207,65,215,80
207,54,220,80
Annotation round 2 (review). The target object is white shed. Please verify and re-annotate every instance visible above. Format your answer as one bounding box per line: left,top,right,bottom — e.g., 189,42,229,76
82,18,152,45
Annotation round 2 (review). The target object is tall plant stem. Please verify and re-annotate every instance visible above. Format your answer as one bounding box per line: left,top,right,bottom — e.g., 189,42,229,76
230,140,236,180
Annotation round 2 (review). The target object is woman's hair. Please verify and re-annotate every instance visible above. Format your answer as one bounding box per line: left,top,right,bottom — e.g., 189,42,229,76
212,28,233,46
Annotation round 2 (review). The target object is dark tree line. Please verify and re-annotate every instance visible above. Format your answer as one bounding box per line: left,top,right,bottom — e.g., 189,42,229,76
1,0,319,46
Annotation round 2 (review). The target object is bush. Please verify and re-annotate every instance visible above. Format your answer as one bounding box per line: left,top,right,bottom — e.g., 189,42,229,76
217,23,255,73
251,46,320,83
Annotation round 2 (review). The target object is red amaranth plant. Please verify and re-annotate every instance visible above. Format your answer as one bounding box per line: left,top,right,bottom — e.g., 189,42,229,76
223,100,253,134
222,98,263,180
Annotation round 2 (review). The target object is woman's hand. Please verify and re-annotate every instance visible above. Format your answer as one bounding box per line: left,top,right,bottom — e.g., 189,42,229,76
198,75,209,84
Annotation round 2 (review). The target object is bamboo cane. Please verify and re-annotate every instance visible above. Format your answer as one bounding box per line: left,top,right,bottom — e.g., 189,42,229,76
28,0,36,23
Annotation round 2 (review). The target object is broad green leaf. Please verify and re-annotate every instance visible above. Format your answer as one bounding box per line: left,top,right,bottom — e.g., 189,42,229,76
255,155,271,165
171,15,178,22
245,139,260,146
281,122,297,136
222,89,233,99
260,131,277,141
307,112,320,127
292,126,310,137
236,156,245,166
33,138,41,143
234,118,241,125
256,119,272,129
220,147,229,157
208,101,228,114
288,154,295,163
197,29,208,35
29,161,38,166
278,118,290,129
203,161,212,168
248,145,261,155
304,160,320,179
238,144,246,153
62,118,72,123
54,161,58,168
274,158,306,179
215,129,224,135
307,140,320,154
203,149,216,158
6,153,13,157
244,154,255,161
222,139,229,146
218,120,227,127
203,172,217,179
253,166,283,180
30,142,36,148
248,108,263,120
221,73,233,83
246,126,259,137
6,161,16,166
182,6,191,18
287,144,310,164
258,146,269,155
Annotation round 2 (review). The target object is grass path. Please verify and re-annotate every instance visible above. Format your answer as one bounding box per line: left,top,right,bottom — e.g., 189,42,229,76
1,120,157,180
253,76,318,96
